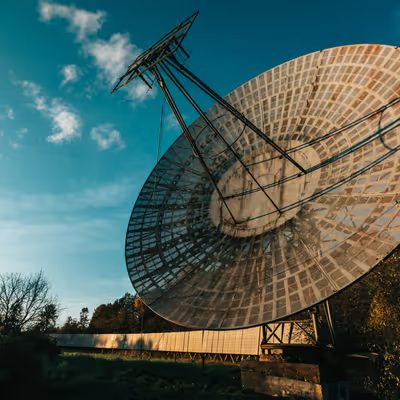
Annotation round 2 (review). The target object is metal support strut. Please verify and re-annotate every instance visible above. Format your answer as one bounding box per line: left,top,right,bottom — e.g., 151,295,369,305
159,61,282,214
111,13,307,224
166,57,307,175
151,66,238,224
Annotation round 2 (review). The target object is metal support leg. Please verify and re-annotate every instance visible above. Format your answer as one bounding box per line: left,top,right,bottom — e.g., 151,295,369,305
311,307,320,344
160,61,282,214
151,65,237,224
324,300,337,346
261,324,267,354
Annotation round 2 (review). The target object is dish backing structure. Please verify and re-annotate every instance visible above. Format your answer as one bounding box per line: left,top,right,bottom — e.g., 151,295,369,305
114,14,400,330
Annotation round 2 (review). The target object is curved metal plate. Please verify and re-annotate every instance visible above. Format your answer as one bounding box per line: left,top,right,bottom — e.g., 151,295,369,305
126,44,400,330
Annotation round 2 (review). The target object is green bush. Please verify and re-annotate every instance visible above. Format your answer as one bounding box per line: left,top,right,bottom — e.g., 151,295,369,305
0,332,60,399
364,343,400,399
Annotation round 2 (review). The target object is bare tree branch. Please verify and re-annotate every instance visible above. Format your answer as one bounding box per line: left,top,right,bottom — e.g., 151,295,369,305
0,271,60,333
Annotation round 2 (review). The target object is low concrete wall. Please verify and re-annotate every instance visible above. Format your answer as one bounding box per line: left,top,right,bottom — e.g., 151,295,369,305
241,360,350,400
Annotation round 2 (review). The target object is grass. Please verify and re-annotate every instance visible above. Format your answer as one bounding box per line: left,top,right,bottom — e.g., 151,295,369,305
40,351,270,400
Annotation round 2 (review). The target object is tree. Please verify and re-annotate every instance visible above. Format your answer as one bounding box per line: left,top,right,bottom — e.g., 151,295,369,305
0,271,60,334
58,308,91,334
59,316,80,334
89,293,140,333
88,293,190,334
35,303,59,333
79,307,89,331
136,297,190,333
328,249,400,351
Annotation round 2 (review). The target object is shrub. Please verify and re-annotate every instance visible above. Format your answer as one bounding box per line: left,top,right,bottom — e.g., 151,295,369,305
0,332,60,399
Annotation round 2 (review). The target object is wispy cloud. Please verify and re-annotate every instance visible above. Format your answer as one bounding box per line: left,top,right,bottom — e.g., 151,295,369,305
16,128,28,138
9,141,20,149
0,169,139,321
0,177,141,258
90,124,125,150
8,128,28,150
165,113,180,131
45,99,81,143
0,178,139,222
16,80,81,144
39,1,105,40
0,105,15,120
95,277,130,289
18,80,41,97
83,33,138,84
9,128,28,149
60,64,81,86
126,81,157,104
38,2,156,105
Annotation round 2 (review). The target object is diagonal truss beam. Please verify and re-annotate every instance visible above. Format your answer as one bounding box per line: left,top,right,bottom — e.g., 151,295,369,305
151,66,237,225
166,57,306,174
159,61,281,214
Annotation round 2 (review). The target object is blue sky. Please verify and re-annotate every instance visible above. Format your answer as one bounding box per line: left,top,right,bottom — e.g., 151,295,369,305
1,0,399,324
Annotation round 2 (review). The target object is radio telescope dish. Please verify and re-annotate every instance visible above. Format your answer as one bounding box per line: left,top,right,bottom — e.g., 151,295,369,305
123,40,400,330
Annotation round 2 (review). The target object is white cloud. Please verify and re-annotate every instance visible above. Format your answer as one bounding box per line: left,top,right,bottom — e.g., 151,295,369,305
90,124,125,150
9,127,28,149
9,141,20,149
0,105,15,120
84,33,138,84
83,82,95,100
0,178,138,221
0,178,140,321
16,128,28,138
17,80,41,97
60,64,81,86
85,35,156,104
126,80,157,105
165,113,180,131
83,34,157,103
16,80,80,144
70,179,134,208
45,99,81,143
38,2,156,105
39,1,105,40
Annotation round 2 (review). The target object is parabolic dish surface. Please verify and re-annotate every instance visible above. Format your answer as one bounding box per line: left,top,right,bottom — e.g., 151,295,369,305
126,44,400,330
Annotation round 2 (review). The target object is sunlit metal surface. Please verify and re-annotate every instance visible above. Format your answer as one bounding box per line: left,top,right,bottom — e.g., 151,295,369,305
56,323,311,354
126,44,400,329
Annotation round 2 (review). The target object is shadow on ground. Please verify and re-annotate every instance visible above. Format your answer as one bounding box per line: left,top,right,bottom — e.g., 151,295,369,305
48,352,274,400
1,348,275,400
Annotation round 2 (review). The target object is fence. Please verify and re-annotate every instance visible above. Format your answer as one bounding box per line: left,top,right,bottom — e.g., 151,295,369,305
55,321,312,361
